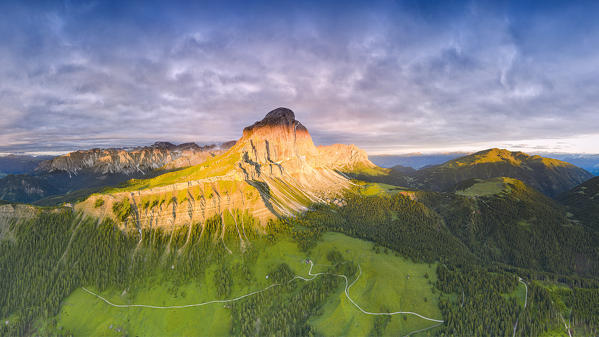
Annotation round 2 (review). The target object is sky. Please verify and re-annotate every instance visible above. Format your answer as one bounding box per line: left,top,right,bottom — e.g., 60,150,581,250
1,0,598,155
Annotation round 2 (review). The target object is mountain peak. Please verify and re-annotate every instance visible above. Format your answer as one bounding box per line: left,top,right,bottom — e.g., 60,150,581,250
235,108,316,169
243,107,307,136
263,107,295,124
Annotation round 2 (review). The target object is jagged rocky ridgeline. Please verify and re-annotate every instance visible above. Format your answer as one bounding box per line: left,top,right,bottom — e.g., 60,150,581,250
36,141,236,175
76,108,375,229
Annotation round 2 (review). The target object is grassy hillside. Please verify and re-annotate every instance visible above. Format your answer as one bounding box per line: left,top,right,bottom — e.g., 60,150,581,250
103,151,241,193
2,178,599,336
354,149,592,198
454,177,517,197
308,233,441,336
1,208,443,337
356,182,410,196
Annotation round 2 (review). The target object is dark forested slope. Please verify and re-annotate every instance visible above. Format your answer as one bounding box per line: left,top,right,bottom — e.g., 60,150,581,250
560,176,599,231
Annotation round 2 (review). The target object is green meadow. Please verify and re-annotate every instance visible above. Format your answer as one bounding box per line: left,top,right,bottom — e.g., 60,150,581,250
358,182,409,196
55,232,441,336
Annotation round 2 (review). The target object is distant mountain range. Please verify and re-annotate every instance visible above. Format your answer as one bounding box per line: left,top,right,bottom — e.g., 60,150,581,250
0,154,54,178
37,141,235,175
370,153,465,169
371,152,599,175
0,109,594,208
355,148,593,198
410,148,592,197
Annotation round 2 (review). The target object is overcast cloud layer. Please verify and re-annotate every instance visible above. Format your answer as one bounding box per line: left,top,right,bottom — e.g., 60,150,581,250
1,0,598,155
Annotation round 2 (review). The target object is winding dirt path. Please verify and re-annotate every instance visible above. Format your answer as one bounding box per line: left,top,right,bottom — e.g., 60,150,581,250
82,261,444,333
512,277,528,337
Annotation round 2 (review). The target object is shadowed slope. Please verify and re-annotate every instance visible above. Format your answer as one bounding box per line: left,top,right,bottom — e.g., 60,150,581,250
560,176,599,231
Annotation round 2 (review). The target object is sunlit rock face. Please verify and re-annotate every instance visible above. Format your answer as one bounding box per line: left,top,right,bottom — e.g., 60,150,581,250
233,107,375,178
233,108,318,178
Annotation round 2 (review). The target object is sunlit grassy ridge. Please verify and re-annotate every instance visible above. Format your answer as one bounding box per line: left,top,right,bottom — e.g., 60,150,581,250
442,148,574,169
103,150,241,193
344,163,390,176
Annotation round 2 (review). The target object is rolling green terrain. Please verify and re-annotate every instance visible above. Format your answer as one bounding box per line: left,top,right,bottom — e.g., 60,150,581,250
420,177,599,276
412,149,592,197
357,182,410,196
454,177,516,197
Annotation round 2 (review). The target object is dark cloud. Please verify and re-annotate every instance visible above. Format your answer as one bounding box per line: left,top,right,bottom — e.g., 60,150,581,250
0,0,598,155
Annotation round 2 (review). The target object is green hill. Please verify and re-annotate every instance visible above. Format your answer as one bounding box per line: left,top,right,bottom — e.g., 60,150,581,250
2,179,599,336
410,148,593,197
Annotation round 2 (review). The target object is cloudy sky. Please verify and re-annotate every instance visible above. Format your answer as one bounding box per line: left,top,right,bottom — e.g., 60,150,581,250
1,0,598,155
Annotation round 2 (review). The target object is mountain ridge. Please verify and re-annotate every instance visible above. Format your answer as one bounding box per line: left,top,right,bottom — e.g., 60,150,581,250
76,108,375,229
387,148,593,197
36,141,236,175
